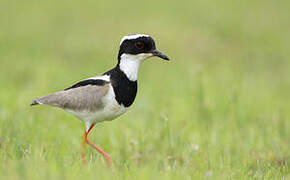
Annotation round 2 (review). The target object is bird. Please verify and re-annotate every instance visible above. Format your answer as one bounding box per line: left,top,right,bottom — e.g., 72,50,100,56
31,34,169,164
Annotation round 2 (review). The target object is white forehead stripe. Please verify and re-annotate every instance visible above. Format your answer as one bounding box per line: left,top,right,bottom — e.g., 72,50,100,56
120,34,149,45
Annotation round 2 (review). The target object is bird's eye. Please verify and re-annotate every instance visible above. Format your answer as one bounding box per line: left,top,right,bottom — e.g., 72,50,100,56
134,41,144,49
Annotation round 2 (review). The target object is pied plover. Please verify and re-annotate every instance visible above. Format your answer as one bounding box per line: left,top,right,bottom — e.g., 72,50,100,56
31,34,169,163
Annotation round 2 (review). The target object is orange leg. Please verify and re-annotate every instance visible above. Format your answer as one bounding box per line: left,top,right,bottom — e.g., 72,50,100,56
82,124,112,164
81,132,87,165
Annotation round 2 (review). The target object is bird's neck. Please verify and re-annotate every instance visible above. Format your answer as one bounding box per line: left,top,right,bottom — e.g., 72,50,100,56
105,59,138,108
118,54,145,81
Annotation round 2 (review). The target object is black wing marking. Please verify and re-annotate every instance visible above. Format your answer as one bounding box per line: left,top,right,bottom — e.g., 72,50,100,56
65,79,110,91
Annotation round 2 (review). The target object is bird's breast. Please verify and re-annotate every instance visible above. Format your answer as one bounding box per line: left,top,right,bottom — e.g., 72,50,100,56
100,85,128,120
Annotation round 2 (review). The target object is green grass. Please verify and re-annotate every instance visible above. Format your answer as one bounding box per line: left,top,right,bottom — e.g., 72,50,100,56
0,0,290,179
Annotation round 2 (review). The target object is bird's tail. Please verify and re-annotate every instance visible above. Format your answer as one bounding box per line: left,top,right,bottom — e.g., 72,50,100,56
30,98,43,106
30,92,64,107
30,94,53,106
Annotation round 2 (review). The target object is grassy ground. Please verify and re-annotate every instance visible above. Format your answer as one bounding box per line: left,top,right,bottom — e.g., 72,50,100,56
0,0,289,179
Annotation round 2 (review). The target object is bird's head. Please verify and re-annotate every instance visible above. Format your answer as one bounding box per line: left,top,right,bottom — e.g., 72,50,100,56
118,34,169,62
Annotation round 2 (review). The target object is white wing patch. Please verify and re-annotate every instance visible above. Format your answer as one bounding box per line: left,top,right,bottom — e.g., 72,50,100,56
89,74,110,81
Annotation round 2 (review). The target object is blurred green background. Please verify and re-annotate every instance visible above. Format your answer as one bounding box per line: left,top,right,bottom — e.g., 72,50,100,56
0,0,289,179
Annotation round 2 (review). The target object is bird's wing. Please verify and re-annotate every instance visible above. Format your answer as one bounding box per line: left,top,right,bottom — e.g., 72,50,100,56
31,79,110,112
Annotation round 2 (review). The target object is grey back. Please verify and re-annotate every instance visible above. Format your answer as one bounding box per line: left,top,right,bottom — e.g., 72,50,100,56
32,84,110,112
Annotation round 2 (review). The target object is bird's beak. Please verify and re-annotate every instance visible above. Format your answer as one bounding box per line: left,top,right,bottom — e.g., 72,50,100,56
151,49,170,61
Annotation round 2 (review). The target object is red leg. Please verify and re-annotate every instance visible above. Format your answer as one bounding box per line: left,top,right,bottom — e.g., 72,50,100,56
84,124,112,164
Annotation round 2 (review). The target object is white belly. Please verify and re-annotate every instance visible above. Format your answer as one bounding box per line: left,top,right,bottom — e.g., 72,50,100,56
65,85,127,125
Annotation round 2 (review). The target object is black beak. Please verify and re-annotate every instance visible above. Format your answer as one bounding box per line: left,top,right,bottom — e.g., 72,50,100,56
151,49,170,61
